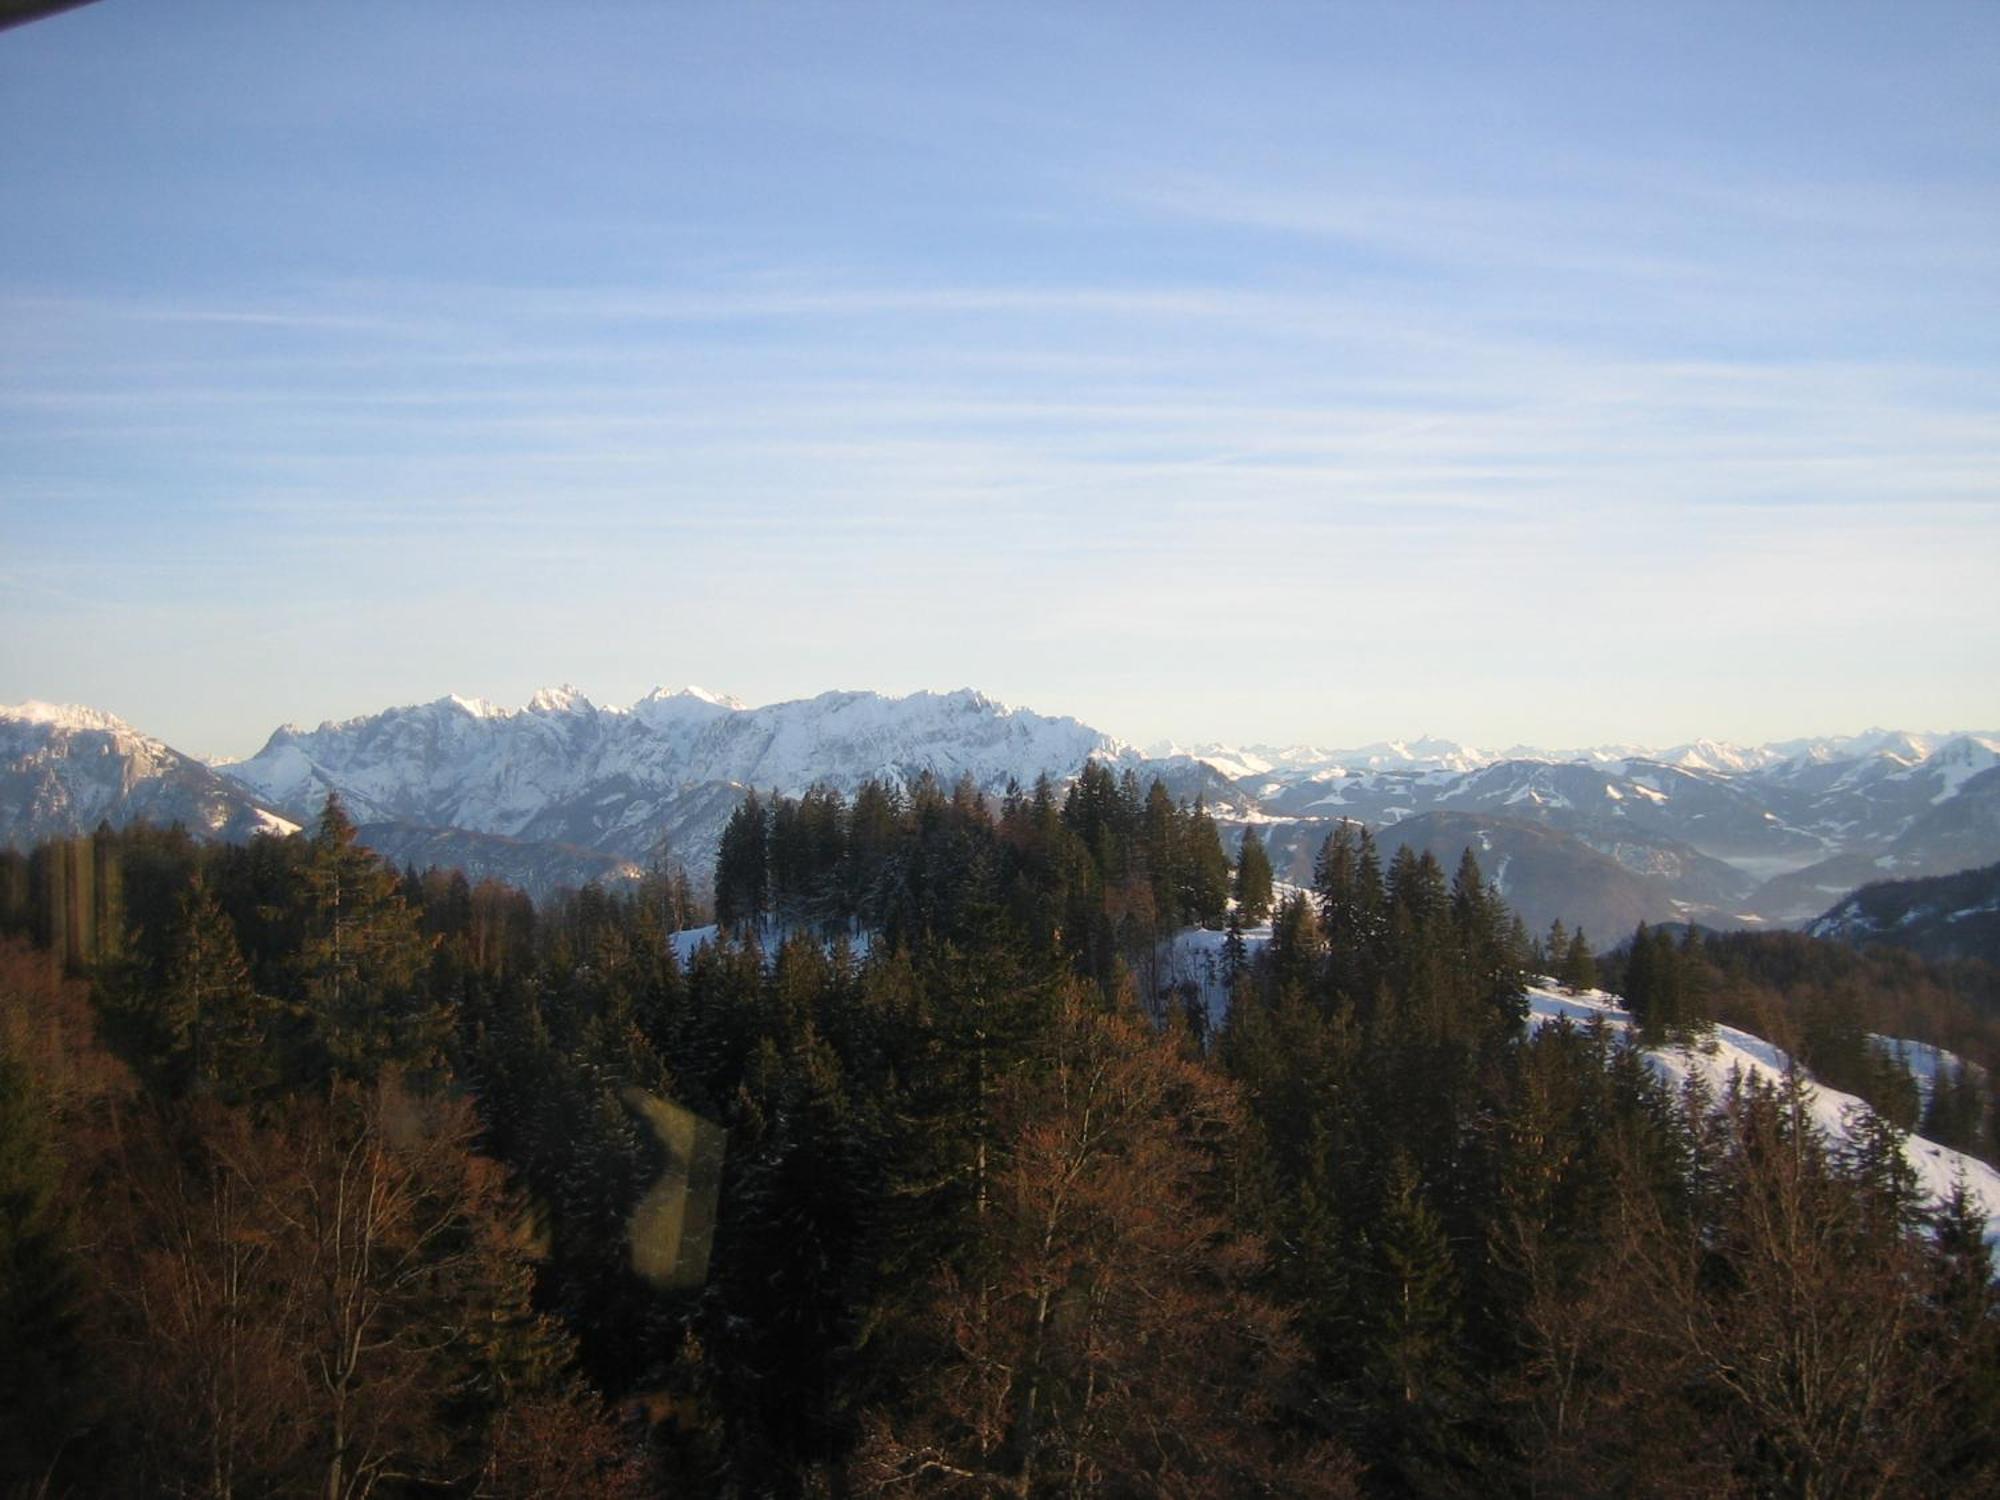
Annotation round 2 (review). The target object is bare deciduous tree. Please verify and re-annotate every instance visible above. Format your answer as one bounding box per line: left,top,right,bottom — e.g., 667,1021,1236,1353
857,984,1354,1498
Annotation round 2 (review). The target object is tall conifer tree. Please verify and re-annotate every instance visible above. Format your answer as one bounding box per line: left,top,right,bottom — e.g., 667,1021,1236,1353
1235,826,1275,925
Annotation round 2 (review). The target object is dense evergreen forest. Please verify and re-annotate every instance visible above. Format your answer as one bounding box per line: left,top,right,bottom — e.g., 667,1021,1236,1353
3,766,1998,1497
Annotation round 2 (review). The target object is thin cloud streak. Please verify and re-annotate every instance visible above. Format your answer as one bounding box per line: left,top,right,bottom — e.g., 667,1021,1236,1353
2,2,1995,751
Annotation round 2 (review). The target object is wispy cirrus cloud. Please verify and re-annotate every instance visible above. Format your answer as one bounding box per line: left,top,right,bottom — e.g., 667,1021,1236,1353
3,2,1995,751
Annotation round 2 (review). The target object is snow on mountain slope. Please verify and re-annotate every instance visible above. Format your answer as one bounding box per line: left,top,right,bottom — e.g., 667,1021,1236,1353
1150,920,1271,1035
1180,728,2000,803
224,686,1127,870
1524,982,2000,1238
203,696,2000,876
1655,738,1792,774
629,685,744,737
1,700,297,847
1143,743,1282,780
1868,1034,1984,1110
1894,735,2000,804
1257,755,1824,872
1152,737,1495,777
665,687,1120,794
6,701,134,735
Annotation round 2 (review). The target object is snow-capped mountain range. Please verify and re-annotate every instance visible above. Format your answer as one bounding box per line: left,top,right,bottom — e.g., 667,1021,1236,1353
218,686,1116,889
1151,727,1994,784
1231,733,2000,922
229,685,1113,837
4,690,1998,933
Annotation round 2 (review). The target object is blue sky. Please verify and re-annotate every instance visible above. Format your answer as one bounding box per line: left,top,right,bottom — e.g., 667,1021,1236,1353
3,1,1996,758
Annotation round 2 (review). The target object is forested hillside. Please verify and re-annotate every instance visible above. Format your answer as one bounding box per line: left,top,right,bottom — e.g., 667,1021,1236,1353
2,774,1997,1497
1809,860,2000,967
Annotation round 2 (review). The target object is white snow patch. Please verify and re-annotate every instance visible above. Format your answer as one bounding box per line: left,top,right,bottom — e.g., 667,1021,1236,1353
2,700,136,734
1153,921,1271,1033
1868,1033,1984,1107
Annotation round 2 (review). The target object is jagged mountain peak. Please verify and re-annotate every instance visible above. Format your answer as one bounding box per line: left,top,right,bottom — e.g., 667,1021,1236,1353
1656,738,1783,774
215,683,1128,881
640,684,746,711
632,686,744,732
525,683,595,715
1868,733,1932,766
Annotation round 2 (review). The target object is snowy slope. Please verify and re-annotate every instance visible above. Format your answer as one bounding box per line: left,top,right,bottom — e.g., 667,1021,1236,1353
1149,925,2000,1238
230,685,1122,826
1524,982,2000,1238
1868,1034,1985,1110
1,700,297,848
223,685,1129,875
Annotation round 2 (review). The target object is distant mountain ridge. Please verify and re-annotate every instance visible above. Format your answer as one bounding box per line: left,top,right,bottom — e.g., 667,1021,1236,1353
1807,861,2000,966
1146,727,1995,780
223,686,1122,884
1225,736,2000,925
5,692,1998,921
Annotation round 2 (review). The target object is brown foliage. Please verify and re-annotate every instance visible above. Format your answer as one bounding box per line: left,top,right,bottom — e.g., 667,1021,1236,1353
476,1381,657,1499
0,934,131,1116
85,1077,647,1498
856,985,1355,1498
1618,1089,1954,1500
1493,1074,1981,1500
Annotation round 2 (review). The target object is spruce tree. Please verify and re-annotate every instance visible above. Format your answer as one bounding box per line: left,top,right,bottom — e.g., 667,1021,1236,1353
710,1021,868,1481
1140,778,1183,926
1235,826,1275,925
291,794,432,1084
1181,796,1233,926
1450,846,1526,1031
158,877,279,1100
1363,1152,1462,1482
1222,905,1249,985
1542,918,1569,976
1561,928,1598,993
1922,1059,1985,1155
1352,827,1389,985
1622,923,1656,1026
1840,1101,1924,1244
714,791,770,933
